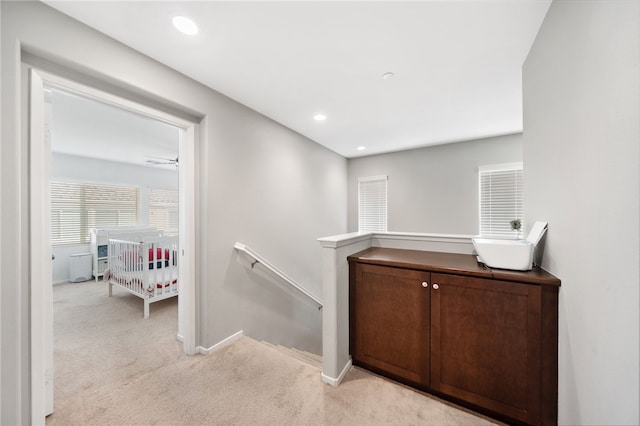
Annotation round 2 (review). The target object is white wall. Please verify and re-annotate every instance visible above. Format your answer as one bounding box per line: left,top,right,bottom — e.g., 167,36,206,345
0,2,347,423
203,103,346,355
347,133,522,233
523,1,639,424
51,152,178,283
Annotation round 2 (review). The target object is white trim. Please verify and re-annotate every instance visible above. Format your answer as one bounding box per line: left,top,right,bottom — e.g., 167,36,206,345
357,175,388,183
318,231,475,249
372,231,476,243
478,162,523,173
35,70,194,129
321,358,353,387
317,232,372,248
196,330,244,355
29,68,199,422
178,121,198,355
30,68,53,423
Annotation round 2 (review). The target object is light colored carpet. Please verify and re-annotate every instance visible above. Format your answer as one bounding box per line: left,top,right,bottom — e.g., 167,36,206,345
48,280,501,426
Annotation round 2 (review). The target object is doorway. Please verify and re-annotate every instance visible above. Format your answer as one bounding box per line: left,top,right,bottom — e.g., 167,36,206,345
29,68,198,422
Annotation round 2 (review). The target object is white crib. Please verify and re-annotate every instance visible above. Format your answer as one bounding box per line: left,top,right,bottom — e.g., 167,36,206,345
104,236,179,318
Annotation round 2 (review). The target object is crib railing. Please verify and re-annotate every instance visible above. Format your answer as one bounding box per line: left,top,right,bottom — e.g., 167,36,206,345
148,237,178,297
108,236,179,297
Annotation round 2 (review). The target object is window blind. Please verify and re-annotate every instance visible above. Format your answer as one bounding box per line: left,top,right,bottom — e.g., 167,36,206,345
148,188,179,236
50,181,139,245
358,175,388,233
479,163,523,237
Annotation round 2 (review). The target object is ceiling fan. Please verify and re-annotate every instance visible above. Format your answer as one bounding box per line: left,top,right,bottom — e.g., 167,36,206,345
145,155,178,167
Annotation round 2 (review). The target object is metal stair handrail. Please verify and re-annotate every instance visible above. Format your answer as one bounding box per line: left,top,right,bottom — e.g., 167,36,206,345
234,242,323,310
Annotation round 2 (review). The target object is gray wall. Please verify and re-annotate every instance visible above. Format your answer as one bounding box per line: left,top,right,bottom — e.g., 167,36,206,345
0,2,346,423
523,1,639,424
51,152,179,284
347,133,523,234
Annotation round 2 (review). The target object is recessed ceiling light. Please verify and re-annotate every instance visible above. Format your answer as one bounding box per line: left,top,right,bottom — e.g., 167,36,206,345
313,114,327,121
357,146,366,151
382,72,395,80
173,16,198,35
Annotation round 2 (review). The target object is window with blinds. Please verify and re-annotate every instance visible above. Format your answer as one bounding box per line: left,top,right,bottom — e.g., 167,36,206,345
50,181,139,245
148,188,179,236
358,175,388,233
479,163,523,237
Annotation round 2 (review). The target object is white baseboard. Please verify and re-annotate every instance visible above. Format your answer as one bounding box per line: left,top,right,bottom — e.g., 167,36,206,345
196,330,244,355
321,358,352,387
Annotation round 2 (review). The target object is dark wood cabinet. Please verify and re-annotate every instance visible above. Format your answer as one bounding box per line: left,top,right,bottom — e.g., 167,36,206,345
350,263,430,386
430,273,541,424
349,248,560,426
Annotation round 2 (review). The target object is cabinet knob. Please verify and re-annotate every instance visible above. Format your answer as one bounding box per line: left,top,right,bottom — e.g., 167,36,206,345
421,281,429,288
432,283,440,290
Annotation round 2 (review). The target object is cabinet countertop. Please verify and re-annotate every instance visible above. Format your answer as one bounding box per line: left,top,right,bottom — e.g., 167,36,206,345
348,247,561,287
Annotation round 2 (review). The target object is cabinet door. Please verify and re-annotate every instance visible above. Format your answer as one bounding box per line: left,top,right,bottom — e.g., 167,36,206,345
350,262,430,386
430,273,541,424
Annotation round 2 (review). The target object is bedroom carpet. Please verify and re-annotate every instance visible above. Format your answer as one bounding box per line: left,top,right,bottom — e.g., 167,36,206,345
48,280,502,426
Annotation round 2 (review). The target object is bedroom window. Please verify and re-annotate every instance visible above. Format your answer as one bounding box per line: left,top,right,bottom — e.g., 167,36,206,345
50,181,139,245
148,188,179,236
358,175,388,233
479,163,523,237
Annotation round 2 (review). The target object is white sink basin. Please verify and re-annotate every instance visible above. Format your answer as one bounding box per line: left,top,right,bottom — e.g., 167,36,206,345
472,238,535,271
472,221,548,271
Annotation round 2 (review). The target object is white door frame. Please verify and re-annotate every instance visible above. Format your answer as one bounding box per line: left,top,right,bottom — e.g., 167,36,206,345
29,68,198,423
29,68,54,421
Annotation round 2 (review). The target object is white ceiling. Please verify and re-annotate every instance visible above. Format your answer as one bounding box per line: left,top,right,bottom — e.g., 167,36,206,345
50,88,180,169
45,0,551,159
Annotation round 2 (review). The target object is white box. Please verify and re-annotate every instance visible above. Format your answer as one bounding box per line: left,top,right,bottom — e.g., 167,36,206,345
69,253,92,283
